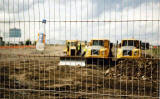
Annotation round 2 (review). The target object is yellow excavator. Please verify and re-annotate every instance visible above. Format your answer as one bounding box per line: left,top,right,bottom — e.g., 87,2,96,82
117,39,142,59
59,40,86,66
84,39,113,65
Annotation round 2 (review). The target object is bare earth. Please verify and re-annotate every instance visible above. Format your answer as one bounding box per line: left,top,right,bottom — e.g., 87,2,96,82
0,45,159,99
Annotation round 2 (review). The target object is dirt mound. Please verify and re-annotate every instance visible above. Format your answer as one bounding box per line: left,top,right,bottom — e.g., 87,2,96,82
105,58,160,81
0,57,159,98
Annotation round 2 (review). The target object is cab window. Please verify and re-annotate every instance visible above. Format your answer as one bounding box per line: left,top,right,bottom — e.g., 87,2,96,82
93,40,104,46
122,40,140,48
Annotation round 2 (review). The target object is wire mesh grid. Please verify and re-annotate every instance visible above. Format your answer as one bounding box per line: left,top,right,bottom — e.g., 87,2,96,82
0,0,160,99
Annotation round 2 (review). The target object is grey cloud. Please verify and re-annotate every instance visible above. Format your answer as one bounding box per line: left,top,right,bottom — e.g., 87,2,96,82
92,0,160,17
0,0,45,13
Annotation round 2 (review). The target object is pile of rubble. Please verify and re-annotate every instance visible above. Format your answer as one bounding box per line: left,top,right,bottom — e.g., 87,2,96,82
105,58,160,81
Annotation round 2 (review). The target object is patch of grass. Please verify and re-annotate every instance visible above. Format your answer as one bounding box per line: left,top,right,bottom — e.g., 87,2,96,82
152,47,160,57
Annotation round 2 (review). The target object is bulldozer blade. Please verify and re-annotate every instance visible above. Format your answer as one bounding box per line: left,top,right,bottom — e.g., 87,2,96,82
59,56,86,66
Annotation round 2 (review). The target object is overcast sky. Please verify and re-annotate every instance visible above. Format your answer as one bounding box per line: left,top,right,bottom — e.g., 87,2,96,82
0,0,160,45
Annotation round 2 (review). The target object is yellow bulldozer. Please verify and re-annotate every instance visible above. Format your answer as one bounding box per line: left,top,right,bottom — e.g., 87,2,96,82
117,39,142,59
59,40,86,66
63,40,79,56
84,39,113,65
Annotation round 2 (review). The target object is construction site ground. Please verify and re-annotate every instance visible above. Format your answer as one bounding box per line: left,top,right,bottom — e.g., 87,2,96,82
0,45,159,99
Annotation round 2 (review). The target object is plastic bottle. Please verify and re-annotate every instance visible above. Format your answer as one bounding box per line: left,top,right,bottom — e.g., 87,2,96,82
36,19,46,51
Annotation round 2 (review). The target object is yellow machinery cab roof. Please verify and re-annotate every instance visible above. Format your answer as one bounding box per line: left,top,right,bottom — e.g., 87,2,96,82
66,40,79,42
121,39,141,44
91,39,110,41
122,39,140,41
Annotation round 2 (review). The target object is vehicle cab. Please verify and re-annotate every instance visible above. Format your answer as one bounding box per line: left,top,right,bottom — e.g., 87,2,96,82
85,39,111,59
117,39,141,59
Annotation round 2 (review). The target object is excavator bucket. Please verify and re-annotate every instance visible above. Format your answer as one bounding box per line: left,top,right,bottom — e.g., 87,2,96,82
59,56,86,66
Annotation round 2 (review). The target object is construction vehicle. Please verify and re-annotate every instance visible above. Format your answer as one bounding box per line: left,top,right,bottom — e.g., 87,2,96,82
63,40,79,56
117,39,142,59
84,39,113,65
141,42,150,50
59,40,86,66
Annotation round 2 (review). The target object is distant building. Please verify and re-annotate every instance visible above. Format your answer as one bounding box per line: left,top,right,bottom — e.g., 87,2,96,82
9,28,21,37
